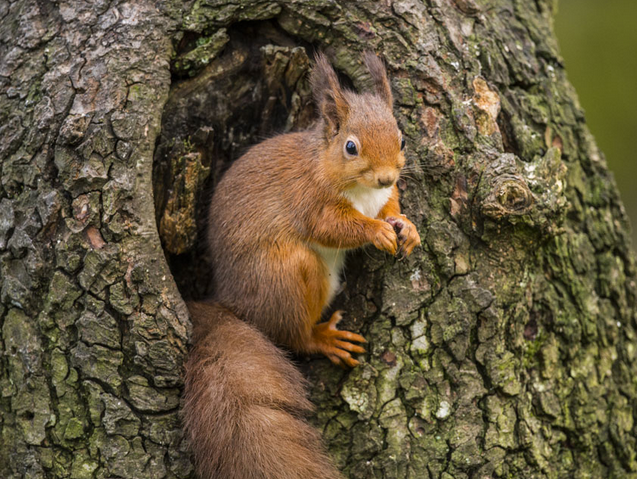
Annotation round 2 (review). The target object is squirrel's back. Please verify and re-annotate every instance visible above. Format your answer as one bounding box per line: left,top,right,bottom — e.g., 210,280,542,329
208,130,326,249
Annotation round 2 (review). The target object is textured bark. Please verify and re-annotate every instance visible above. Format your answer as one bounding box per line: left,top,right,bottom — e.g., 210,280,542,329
1,1,636,479
0,2,191,478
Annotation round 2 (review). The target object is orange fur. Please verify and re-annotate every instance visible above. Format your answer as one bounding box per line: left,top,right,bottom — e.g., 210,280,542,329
377,185,402,219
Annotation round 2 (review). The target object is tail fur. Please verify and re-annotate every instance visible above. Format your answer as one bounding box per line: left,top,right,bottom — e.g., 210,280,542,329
183,302,343,479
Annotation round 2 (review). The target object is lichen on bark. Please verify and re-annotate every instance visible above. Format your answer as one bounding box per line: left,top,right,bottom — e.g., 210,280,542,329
2,1,637,479
1,2,191,478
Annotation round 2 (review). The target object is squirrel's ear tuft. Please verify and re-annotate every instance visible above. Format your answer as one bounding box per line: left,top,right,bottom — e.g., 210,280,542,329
364,52,393,108
311,53,350,137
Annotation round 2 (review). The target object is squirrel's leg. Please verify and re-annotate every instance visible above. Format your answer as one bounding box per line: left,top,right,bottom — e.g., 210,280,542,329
285,247,366,368
376,185,421,257
215,242,365,368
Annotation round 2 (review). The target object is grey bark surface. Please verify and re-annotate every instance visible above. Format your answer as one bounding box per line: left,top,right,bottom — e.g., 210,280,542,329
1,1,636,479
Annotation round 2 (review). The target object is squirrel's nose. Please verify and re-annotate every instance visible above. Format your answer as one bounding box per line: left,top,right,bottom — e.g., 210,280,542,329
377,176,396,188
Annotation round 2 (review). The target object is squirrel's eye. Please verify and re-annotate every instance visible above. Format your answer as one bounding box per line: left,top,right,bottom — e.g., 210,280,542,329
400,138,406,151
345,140,358,156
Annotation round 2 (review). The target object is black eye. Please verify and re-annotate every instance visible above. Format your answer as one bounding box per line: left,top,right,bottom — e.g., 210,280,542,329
400,138,406,151
345,140,358,156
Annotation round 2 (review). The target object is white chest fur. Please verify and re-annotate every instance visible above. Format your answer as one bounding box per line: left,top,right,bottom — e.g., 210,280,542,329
312,186,393,304
342,185,393,218
312,244,347,304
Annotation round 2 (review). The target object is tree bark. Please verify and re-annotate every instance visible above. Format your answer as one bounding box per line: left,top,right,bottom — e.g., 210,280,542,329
1,1,636,479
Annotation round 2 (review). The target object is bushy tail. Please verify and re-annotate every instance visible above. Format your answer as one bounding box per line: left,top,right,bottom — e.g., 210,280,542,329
182,302,343,479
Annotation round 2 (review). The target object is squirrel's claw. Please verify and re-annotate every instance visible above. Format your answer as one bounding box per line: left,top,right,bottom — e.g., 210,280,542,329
333,339,366,354
386,215,421,257
327,350,360,368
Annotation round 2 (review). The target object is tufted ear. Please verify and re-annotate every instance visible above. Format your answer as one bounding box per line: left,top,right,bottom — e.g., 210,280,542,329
364,51,393,108
310,53,350,137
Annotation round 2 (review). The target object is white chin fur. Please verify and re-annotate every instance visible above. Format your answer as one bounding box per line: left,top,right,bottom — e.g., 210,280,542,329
342,184,393,218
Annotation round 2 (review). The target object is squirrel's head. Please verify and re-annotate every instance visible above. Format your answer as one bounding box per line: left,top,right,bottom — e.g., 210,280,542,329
311,52,405,190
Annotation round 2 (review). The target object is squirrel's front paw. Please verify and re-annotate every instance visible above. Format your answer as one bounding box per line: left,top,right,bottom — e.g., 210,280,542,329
372,220,398,255
386,215,421,257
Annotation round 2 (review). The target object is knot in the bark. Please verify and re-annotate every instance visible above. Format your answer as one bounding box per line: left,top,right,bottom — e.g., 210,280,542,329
482,174,533,219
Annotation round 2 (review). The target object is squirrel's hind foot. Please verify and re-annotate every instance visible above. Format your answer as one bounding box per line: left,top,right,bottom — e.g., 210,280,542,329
309,311,366,368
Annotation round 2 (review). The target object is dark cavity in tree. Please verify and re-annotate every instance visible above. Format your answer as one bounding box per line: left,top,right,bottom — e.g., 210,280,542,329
153,21,317,300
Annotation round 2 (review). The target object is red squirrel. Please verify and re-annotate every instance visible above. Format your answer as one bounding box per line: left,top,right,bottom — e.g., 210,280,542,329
183,53,421,479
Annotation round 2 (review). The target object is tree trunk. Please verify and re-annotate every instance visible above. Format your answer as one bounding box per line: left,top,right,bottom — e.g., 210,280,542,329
1,1,636,478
